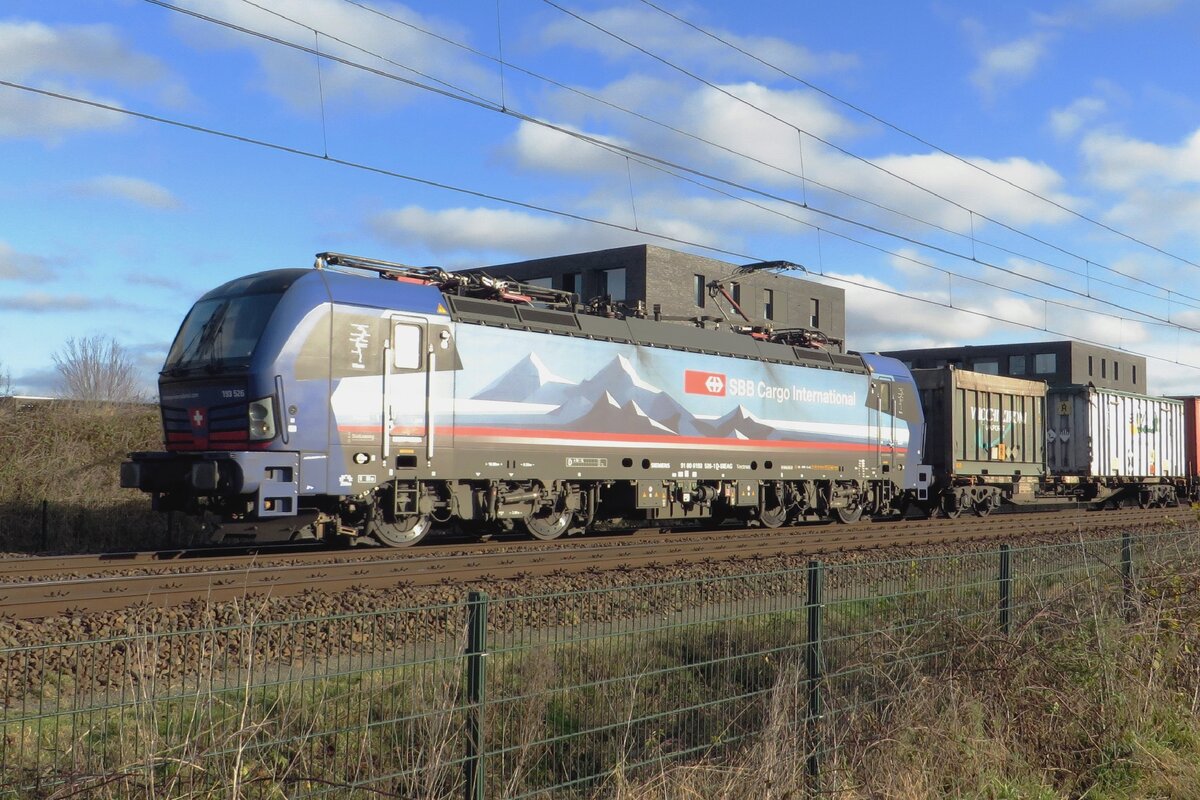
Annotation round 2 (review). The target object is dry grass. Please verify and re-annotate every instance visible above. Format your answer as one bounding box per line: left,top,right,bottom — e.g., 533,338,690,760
0,402,169,552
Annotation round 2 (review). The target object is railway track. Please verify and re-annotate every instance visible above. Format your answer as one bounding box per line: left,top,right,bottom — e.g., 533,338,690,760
0,508,1182,620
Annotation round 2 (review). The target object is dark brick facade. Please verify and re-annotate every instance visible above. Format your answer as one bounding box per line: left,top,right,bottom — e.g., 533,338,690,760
478,244,846,350
882,340,1146,392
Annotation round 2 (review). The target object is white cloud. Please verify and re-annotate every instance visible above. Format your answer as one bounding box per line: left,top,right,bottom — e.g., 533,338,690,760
970,31,1055,97
0,20,165,84
0,20,184,140
0,81,128,141
372,205,645,260
1079,128,1200,245
1081,129,1200,192
1049,96,1107,139
824,150,1077,231
173,0,496,112
0,242,54,281
509,121,632,174
539,6,857,79
72,176,183,211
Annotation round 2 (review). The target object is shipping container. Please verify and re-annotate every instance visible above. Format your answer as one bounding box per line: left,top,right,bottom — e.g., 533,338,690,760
1168,396,1200,477
1046,386,1184,479
912,366,1046,479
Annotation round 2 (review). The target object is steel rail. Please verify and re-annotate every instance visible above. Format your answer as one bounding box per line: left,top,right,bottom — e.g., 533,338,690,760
0,509,1177,620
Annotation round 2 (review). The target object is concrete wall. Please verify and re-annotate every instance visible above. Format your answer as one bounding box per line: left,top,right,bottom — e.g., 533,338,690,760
480,244,846,348
882,341,1147,393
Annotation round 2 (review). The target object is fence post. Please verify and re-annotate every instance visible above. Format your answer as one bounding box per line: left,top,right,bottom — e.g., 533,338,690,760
806,560,824,791
1121,532,1134,621
999,544,1011,635
465,590,489,800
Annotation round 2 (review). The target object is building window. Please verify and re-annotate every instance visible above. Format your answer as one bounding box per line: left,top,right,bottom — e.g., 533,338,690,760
974,360,999,375
694,274,705,308
561,272,580,294
1101,358,1107,379
603,268,626,301
763,289,774,320
1009,355,1026,376
1133,364,1138,385
1035,353,1056,374
525,276,552,289
730,282,740,304
1114,362,1120,381
810,298,820,329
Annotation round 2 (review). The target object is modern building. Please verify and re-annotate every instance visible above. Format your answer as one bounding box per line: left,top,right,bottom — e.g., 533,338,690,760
881,341,1146,393
478,244,846,350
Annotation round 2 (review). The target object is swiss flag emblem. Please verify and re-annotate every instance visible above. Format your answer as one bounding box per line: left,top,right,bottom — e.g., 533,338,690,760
685,370,726,396
189,408,206,429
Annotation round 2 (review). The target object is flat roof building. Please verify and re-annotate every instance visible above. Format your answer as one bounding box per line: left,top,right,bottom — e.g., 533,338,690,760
881,341,1146,393
478,244,846,351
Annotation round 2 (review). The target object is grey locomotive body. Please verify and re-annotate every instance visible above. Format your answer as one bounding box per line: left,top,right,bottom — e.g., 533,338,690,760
123,253,929,546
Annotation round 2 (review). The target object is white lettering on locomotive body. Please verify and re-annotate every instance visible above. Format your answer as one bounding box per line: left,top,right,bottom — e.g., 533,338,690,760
725,376,858,407
348,323,371,370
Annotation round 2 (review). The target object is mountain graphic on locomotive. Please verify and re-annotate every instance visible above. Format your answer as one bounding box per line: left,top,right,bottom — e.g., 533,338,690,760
121,252,1193,547
121,252,931,546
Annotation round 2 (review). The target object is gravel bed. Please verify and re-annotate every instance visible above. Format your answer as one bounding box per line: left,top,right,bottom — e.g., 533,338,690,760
0,522,1182,706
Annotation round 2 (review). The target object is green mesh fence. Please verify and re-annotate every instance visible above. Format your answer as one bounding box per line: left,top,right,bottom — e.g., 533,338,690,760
2,529,1198,798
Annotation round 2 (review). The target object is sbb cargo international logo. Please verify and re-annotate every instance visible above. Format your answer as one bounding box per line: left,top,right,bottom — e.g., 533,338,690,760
684,370,726,396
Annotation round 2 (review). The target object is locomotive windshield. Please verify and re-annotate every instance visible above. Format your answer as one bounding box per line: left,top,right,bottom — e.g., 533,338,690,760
163,292,284,374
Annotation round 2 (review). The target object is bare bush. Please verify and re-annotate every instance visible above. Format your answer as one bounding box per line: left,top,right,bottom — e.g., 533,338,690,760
52,335,144,402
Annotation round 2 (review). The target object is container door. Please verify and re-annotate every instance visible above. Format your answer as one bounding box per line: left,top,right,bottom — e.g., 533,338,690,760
383,315,430,473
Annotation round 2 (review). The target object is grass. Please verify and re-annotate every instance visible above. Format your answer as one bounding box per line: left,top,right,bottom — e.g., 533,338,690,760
0,402,170,553
3,545,1200,798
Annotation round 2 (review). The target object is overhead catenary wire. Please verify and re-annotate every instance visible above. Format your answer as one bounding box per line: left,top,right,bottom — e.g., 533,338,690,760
324,0,1200,310
634,0,1200,273
147,0,1200,325
3,77,1197,376
541,0,1200,283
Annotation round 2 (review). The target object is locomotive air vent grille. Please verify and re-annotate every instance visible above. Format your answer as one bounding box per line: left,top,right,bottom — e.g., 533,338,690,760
517,307,579,329
449,297,520,320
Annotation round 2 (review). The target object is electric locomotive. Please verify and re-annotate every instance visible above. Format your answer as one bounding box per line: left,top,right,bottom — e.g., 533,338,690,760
122,253,930,546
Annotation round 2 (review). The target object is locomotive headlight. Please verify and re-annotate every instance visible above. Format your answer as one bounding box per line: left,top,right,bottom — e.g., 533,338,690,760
248,397,277,441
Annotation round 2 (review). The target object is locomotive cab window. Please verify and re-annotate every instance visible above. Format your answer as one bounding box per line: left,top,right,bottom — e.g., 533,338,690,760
392,323,423,370
164,292,285,373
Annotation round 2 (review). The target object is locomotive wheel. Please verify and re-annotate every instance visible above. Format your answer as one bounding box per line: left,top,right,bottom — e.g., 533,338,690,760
972,498,993,517
522,507,573,540
833,505,863,524
758,502,788,528
368,512,432,547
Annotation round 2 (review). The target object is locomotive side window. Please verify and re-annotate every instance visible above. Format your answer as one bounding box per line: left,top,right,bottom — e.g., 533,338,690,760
392,323,423,370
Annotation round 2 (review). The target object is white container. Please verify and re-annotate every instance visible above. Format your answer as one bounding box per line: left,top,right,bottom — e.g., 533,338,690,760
1046,386,1184,478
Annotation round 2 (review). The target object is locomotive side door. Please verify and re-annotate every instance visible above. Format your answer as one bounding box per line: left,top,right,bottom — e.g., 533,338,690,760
869,378,896,470
382,315,431,475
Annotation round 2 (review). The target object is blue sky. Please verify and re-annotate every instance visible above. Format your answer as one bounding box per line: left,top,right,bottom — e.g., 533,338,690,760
2,0,1199,394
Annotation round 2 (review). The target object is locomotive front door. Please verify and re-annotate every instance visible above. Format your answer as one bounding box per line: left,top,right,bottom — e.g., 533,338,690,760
383,315,431,472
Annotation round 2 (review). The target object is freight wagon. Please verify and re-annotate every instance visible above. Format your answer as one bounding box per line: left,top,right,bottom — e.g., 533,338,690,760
911,366,1045,517
1046,386,1184,507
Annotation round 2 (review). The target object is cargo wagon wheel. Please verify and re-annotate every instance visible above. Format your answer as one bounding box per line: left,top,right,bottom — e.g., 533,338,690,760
972,496,995,517
833,505,863,524
522,507,573,540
